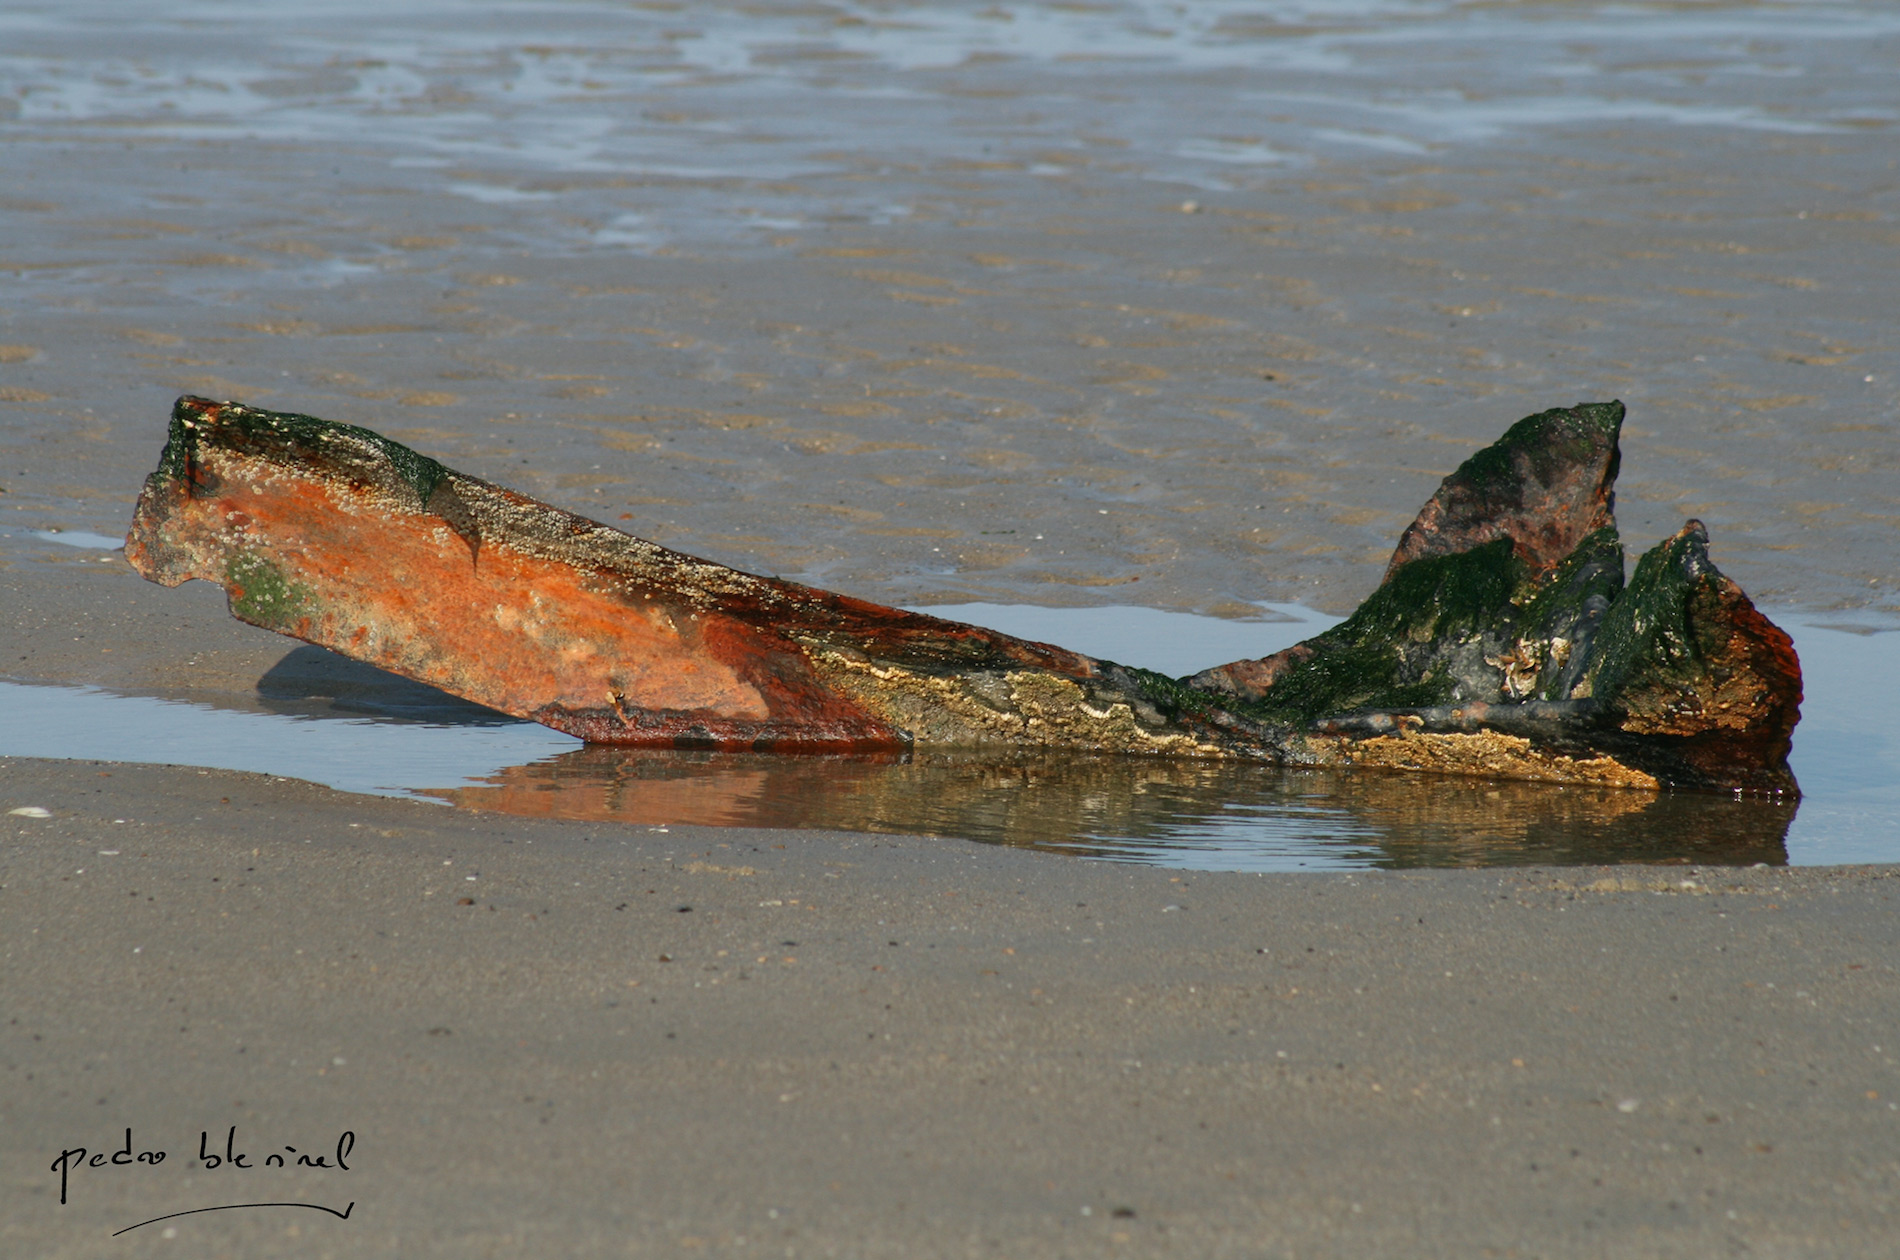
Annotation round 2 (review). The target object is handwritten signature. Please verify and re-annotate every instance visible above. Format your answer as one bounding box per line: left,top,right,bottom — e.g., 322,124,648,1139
51,1126,356,1234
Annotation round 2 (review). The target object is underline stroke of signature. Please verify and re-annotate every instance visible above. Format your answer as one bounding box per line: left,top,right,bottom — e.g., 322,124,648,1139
112,1200,355,1237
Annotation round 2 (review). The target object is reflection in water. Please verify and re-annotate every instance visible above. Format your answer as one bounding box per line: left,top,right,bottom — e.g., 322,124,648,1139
432,745,1794,871
10,602,1885,870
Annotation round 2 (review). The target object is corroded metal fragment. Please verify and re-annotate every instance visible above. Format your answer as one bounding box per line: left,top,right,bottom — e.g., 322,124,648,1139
126,395,1801,793
1384,401,1622,580
125,397,1215,756
1188,401,1801,793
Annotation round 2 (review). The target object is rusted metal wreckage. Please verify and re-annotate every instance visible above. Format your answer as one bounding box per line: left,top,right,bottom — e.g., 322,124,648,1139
127,396,1802,795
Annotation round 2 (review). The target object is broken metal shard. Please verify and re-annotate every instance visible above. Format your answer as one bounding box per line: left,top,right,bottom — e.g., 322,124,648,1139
127,396,1801,794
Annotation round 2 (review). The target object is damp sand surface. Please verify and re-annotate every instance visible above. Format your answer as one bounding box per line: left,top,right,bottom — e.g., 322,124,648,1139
3,1,1899,1253
4,757,1900,1258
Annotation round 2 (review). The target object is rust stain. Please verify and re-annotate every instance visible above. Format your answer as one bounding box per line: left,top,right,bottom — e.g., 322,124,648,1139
129,396,1101,753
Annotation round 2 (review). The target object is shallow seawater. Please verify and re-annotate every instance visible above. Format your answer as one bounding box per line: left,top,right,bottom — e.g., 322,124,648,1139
8,0,1896,258
3,605,1892,871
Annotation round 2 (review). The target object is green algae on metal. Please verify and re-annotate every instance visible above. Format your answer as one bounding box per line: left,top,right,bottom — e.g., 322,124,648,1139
1251,539,1525,725
223,551,314,631
1514,525,1626,701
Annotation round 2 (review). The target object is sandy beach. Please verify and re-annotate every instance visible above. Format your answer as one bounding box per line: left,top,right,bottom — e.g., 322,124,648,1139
5,756,1899,1258
2,0,1898,1253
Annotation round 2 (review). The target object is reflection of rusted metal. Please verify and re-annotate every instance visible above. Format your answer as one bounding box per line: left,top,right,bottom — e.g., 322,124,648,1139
426,746,1794,868
127,395,1802,793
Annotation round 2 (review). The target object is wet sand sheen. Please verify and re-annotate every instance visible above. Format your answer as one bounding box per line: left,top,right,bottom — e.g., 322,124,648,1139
2,1,1896,616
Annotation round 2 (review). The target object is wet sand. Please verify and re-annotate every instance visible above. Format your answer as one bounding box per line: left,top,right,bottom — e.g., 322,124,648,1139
5,756,1899,1258
3,1,1898,1253
2,4,1896,618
